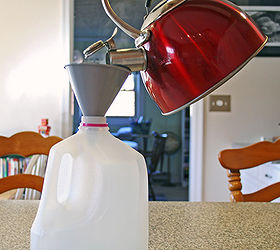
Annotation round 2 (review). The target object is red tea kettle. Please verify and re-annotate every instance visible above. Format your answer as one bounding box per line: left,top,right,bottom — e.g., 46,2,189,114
84,0,267,115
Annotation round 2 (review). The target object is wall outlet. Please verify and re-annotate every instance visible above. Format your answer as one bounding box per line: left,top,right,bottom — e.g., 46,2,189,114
209,95,231,112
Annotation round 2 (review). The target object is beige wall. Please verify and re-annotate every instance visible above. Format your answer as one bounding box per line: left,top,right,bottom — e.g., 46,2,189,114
0,1,72,138
202,57,280,201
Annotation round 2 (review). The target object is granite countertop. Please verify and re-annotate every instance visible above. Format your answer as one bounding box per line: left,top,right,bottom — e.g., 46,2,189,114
0,201,280,249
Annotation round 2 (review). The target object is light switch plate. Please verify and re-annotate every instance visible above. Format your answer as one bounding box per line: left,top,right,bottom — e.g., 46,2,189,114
209,95,231,112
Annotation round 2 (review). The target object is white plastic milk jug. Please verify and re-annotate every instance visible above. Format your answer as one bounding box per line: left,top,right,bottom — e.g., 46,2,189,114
30,116,148,250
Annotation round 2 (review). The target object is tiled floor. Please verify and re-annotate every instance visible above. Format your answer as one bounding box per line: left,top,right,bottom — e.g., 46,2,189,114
152,182,189,201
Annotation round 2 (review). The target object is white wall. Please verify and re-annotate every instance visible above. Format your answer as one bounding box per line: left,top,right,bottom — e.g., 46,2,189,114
202,57,280,201
0,1,72,138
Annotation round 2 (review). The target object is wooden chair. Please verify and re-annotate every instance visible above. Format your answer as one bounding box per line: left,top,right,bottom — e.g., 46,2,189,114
0,174,44,194
219,139,280,202
0,131,62,197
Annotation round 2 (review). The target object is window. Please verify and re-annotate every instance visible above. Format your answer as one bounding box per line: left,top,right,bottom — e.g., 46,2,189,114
106,74,135,117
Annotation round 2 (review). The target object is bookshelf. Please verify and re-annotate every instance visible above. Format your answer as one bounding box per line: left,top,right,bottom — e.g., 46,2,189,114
0,156,29,178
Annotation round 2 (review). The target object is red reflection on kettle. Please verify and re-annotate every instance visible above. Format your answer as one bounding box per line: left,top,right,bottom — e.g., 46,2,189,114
140,0,266,114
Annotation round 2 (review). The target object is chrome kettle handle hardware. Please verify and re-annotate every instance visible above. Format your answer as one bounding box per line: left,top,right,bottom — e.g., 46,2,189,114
101,0,141,39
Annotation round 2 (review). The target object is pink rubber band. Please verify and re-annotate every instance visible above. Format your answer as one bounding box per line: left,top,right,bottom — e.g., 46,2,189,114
82,123,108,127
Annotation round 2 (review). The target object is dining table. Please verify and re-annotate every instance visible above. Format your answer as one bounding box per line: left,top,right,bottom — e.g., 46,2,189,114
0,201,280,249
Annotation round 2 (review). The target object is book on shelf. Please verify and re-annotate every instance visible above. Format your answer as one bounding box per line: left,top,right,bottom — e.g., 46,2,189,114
0,156,29,178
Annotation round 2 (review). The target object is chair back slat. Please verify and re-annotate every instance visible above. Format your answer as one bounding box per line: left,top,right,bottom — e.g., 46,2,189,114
219,140,280,170
0,174,44,193
0,131,62,157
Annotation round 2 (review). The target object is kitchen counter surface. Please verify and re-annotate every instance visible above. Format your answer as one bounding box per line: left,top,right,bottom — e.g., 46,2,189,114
0,201,280,249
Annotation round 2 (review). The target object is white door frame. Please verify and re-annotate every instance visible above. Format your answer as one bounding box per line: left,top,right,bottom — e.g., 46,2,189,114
61,0,74,138
189,99,204,201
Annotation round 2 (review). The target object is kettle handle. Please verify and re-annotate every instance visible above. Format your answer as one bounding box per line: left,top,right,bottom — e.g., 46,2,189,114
101,0,141,39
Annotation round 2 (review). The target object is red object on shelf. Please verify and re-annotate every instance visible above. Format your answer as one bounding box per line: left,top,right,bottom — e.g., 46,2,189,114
41,119,48,126
140,0,267,115
38,119,51,137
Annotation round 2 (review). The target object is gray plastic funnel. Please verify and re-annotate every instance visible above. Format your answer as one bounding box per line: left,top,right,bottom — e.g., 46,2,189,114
65,63,130,116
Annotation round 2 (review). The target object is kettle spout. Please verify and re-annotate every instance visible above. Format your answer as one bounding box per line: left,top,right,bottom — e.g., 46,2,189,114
106,48,147,72
101,0,141,39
